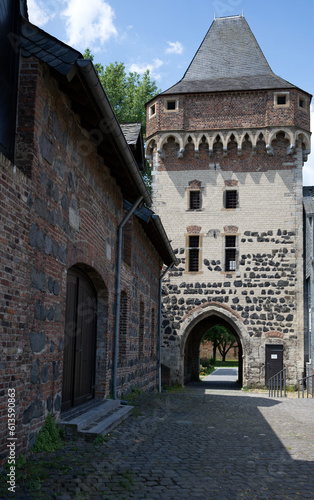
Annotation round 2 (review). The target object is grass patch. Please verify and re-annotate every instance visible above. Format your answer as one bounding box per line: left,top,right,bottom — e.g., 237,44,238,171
32,413,64,453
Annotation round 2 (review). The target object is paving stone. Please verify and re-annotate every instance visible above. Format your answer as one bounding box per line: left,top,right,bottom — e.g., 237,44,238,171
9,385,314,499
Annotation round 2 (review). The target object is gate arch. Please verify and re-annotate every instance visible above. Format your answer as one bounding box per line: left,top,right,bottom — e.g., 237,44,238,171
179,302,248,387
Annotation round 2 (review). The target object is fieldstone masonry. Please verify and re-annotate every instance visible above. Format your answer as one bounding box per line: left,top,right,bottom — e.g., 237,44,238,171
145,15,311,387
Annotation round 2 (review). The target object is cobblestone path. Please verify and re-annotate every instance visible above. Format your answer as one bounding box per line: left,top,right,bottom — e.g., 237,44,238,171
13,384,314,499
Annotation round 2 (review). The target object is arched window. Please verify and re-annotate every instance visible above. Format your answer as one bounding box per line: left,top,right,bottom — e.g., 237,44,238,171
119,292,128,360
139,301,145,358
151,308,156,357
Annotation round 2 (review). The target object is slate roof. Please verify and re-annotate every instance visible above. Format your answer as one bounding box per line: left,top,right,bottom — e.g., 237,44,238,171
20,19,81,77
163,15,295,95
120,123,142,146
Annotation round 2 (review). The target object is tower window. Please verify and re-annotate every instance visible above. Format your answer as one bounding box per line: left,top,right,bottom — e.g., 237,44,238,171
149,104,156,117
225,190,238,209
167,100,176,110
225,235,237,272
165,99,178,111
277,95,286,105
274,92,289,108
187,235,200,272
189,190,201,210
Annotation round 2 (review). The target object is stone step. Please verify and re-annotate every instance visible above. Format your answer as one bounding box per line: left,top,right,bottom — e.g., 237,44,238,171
79,404,134,441
59,399,133,439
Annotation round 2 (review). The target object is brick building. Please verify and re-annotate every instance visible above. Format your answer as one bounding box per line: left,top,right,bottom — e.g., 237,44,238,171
0,2,176,462
145,15,311,387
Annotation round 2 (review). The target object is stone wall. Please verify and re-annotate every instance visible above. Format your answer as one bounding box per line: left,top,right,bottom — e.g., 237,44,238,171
0,58,161,462
149,133,305,387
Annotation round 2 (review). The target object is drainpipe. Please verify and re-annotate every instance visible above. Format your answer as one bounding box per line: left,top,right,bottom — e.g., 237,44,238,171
158,263,175,393
113,196,144,400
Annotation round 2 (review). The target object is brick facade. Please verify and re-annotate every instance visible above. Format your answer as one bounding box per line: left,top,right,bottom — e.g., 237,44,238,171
0,53,173,463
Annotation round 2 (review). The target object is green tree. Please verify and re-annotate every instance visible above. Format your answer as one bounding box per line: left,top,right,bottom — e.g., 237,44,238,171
202,325,237,363
83,49,160,129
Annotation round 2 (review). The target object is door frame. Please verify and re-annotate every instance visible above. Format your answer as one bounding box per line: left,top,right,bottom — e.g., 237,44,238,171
61,267,97,411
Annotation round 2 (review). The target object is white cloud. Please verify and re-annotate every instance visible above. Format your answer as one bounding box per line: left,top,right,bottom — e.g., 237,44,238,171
165,41,184,55
62,0,117,49
303,105,314,186
28,0,56,27
129,59,163,80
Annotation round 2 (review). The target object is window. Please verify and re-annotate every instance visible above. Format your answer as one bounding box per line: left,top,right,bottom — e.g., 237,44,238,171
189,190,201,210
274,92,289,108
165,99,178,111
277,95,286,105
188,235,200,272
224,190,238,209
119,292,128,360
149,104,156,117
139,301,144,358
151,308,155,357
225,235,237,272
298,95,307,111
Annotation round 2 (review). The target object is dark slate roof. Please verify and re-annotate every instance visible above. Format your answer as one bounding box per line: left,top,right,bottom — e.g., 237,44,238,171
20,19,81,77
120,123,142,146
163,15,295,95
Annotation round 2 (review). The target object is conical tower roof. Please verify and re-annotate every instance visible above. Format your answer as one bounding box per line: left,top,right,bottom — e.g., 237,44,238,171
163,15,295,94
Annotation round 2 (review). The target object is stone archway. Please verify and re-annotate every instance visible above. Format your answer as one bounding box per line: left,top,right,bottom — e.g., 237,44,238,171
179,303,248,387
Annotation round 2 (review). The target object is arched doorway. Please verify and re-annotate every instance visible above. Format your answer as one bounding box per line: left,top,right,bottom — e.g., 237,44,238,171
61,267,97,411
183,312,243,387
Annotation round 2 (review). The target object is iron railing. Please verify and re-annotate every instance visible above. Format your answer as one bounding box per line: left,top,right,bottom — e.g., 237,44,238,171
268,368,286,397
298,374,314,398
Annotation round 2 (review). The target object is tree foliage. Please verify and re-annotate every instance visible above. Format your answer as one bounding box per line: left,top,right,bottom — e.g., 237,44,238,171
83,49,160,129
202,325,237,363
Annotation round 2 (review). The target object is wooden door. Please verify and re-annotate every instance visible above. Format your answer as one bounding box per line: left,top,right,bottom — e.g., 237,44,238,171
62,269,97,411
265,344,283,386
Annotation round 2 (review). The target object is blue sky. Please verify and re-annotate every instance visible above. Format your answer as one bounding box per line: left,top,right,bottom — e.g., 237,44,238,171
27,0,314,183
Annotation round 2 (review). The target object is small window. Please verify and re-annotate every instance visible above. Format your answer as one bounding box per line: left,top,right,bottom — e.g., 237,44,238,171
149,104,156,117
188,235,200,272
151,308,155,357
225,235,237,272
139,301,145,358
225,190,238,209
189,190,201,210
277,95,286,105
274,92,289,108
298,96,307,111
165,99,178,112
167,100,176,110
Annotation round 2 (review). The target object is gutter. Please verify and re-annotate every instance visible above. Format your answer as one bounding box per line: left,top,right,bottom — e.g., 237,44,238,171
76,59,152,207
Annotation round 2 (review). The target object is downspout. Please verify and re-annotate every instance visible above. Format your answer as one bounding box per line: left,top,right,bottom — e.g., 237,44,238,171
158,263,175,393
113,196,143,400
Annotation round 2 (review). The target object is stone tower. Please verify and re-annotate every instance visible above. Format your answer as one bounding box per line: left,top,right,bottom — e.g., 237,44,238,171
145,15,311,387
